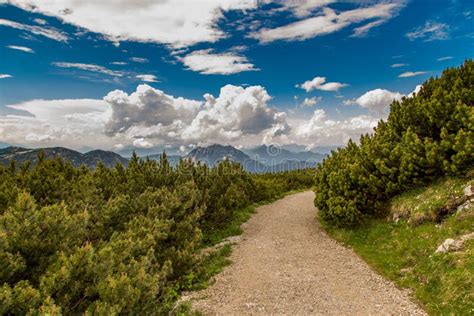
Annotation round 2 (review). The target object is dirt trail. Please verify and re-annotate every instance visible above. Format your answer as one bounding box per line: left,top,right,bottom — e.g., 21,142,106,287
188,191,425,315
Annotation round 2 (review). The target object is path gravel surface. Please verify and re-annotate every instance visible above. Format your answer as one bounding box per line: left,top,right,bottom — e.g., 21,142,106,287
188,191,426,315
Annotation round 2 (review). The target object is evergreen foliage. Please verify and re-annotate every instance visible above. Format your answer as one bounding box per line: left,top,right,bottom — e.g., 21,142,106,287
314,61,474,226
0,153,313,314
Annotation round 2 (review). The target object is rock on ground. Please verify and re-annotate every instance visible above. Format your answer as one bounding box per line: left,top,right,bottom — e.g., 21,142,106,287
436,232,474,253
187,191,426,315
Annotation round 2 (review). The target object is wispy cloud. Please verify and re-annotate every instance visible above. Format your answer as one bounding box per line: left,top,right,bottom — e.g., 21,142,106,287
251,3,403,43
7,45,35,53
52,62,123,77
0,19,68,42
5,0,256,48
406,21,449,41
130,57,149,63
398,71,428,78
33,18,47,25
391,63,407,68
351,19,386,38
437,56,453,62
0,74,13,79
111,61,128,65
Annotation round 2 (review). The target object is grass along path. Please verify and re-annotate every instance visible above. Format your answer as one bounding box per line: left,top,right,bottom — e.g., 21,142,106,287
323,175,474,315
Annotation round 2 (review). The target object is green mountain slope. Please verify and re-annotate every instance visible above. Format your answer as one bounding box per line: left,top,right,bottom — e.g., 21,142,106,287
315,60,474,226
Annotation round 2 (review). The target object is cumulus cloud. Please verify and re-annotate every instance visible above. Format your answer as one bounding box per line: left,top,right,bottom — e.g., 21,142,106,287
301,96,322,107
251,3,402,43
406,21,449,41
0,98,111,149
5,0,256,48
7,45,34,53
0,74,13,79
182,85,288,143
297,76,348,92
136,74,159,83
52,62,124,77
293,109,379,148
409,84,422,97
1,83,402,150
180,49,258,75
133,138,153,148
104,84,201,137
398,71,427,78
0,18,68,42
346,88,403,115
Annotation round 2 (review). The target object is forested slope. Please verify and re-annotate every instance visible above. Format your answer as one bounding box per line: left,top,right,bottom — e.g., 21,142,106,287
315,60,474,226
0,152,313,314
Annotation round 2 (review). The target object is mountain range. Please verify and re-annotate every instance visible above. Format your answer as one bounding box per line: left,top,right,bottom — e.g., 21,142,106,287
0,146,128,168
0,144,327,172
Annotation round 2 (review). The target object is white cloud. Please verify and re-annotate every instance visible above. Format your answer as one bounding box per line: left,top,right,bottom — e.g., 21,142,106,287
180,49,258,75
346,88,403,115
351,19,385,38
0,74,13,79
251,3,402,43
7,45,34,53
297,76,348,92
398,71,427,78
111,61,127,65
271,0,336,18
136,74,159,83
130,57,149,63
52,62,123,77
391,63,407,68
5,0,257,48
0,98,111,149
406,21,449,41
104,84,201,137
2,83,412,150
437,56,453,62
0,18,68,42
293,109,379,148
33,18,47,25
409,84,422,97
182,85,288,143
301,96,322,107
133,138,153,148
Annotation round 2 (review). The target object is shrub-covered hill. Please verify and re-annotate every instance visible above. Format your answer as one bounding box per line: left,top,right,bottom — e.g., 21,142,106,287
0,153,313,314
315,60,474,226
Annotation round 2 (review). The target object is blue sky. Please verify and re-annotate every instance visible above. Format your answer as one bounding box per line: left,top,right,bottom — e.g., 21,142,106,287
0,0,473,153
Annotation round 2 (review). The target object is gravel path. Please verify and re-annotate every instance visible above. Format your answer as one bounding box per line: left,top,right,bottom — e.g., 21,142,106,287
188,191,426,315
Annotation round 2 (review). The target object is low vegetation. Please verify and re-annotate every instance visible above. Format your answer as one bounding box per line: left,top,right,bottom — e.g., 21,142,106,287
314,60,474,226
323,172,474,315
0,152,313,314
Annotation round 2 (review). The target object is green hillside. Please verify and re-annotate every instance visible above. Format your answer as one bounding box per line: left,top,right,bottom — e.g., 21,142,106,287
314,60,474,226
324,171,473,315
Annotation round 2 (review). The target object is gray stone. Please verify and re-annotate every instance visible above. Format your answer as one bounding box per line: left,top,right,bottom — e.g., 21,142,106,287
457,200,473,212
464,184,473,198
435,238,463,253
